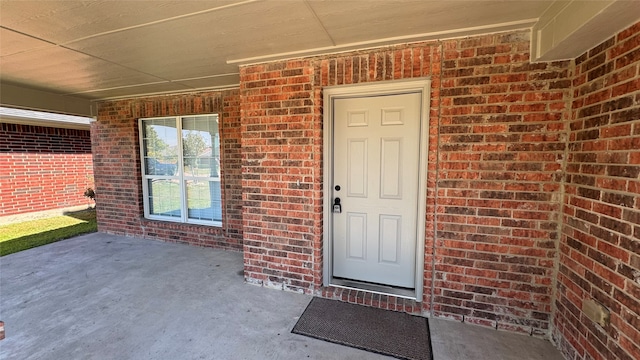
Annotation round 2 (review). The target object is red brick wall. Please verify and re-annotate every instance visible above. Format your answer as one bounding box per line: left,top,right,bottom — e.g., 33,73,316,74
555,21,640,360
0,123,94,217
435,34,570,334
240,60,321,292
93,89,243,250
222,91,244,245
239,30,574,335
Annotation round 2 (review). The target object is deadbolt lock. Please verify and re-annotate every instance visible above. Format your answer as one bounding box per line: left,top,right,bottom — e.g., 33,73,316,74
332,197,342,213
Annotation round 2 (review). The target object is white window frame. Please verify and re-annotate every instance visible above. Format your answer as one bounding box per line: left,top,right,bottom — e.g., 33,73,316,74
139,114,222,227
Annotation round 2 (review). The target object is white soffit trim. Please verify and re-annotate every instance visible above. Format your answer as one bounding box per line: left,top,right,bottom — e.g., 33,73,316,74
531,0,640,62
227,18,538,65
0,106,94,130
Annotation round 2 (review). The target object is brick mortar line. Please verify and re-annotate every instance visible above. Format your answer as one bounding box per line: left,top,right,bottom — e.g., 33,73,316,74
550,56,576,343
437,295,550,305
565,217,635,242
566,186,638,196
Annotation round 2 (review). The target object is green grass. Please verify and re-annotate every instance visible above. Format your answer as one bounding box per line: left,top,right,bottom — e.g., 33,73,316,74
0,208,97,256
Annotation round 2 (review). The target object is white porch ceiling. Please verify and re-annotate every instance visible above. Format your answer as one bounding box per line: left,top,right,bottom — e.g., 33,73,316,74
0,0,637,111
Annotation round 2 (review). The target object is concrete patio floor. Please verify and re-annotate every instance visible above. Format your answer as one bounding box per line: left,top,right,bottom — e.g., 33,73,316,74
0,233,564,360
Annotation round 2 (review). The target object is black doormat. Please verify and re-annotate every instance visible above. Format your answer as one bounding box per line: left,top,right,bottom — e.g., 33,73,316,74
292,297,432,360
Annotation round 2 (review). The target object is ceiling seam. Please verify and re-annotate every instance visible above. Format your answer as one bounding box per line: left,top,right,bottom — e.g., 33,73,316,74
58,0,260,46
303,0,336,47
0,26,56,45
67,76,240,96
60,62,241,96
0,1,257,58
2,31,239,95
57,45,177,82
65,81,182,95
1,28,184,91
176,73,240,82
0,26,58,57
1,0,256,94
91,84,241,102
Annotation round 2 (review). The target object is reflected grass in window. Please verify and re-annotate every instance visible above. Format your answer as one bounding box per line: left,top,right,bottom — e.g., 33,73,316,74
148,179,181,217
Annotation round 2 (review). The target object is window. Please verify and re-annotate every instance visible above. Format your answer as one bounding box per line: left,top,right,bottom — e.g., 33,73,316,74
139,115,221,226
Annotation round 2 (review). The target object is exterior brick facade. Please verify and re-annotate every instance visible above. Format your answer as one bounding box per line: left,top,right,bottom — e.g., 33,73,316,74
239,31,572,335
434,33,570,334
555,22,640,360
93,89,242,251
0,123,94,218
239,59,322,292
92,21,640,360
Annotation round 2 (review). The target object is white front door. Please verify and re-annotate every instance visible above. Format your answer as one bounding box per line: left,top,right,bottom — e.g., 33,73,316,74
331,92,422,288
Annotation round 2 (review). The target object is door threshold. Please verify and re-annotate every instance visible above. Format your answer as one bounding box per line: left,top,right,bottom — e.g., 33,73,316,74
330,278,418,300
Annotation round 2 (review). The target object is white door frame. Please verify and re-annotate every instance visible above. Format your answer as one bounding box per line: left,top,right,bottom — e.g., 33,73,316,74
322,78,430,300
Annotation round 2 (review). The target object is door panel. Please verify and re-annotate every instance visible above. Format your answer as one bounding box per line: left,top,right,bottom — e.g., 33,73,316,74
332,92,421,288
347,139,368,197
379,214,401,263
346,212,367,259
380,137,402,199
